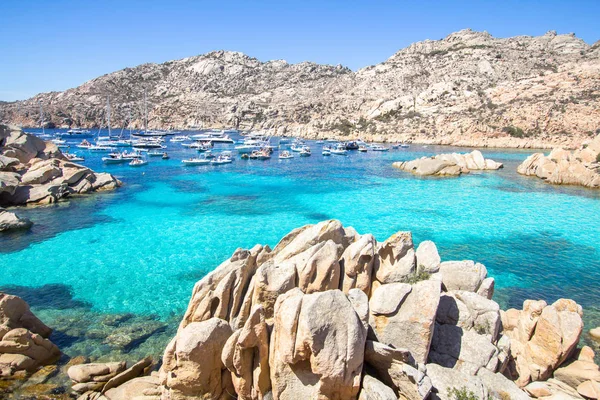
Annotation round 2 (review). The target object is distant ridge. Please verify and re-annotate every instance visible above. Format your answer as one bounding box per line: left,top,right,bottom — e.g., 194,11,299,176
1,29,599,148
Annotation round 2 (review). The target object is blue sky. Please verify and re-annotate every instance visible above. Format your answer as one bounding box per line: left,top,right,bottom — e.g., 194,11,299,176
0,0,598,101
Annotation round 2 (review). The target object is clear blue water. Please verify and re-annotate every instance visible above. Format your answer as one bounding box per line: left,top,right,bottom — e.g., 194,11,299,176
1,129,599,360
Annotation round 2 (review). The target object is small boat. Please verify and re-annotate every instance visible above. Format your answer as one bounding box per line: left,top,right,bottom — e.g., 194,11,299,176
102,154,129,164
56,128,94,138
129,158,148,167
316,140,324,144
278,151,293,160
170,135,190,142
148,150,163,157
162,152,170,160
358,145,368,152
51,138,66,145
88,144,112,152
370,144,389,152
211,152,233,165
182,157,210,166
64,152,84,162
299,148,311,157
77,139,93,149
345,141,359,150
322,149,331,156
330,144,348,156
290,144,307,152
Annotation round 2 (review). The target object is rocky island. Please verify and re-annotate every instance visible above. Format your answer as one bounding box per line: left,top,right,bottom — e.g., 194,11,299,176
1,29,600,149
3,220,599,399
0,124,121,230
518,135,600,188
393,150,503,176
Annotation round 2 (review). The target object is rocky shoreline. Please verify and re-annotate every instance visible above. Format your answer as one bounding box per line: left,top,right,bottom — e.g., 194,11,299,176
518,135,600,188
3,220,600,399
0,124,121,231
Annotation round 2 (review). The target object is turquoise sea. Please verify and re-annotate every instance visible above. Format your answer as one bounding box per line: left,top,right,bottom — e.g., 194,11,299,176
1,129,600,362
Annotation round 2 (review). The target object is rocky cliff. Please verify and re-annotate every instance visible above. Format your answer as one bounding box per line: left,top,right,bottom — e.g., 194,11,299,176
1,29,600,148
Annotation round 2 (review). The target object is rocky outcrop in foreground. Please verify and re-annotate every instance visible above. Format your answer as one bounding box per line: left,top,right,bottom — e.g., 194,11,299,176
116,220,594,400
0,124,121,207
0,293,60,377
518,135,600,188
2,29,600,149
393,150,503,176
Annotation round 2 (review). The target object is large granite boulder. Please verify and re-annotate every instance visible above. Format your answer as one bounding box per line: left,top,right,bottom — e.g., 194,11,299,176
269,288,368,400
502,299,584,386
0,208,32,232
161,318,233,400
393,150,503,177
369,280,441,364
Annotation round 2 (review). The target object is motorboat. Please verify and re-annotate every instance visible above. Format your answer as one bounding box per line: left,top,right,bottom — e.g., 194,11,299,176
358,145,368,152
330,144,348,156
345,141,359,150
129,158,148,167
63,152,84,162
291,145,305,152
52,138,66,145
392,143,410,149
255,150,271,160
171,135,190,142
56,128,94,138
322,148,331,156
182,157,210,166
102,153,129,164
278,151,293,160
77,139,93,149
148,150,163,157
370,144,389,152
211,152,233,165
88,144,112,152
299,147,311,157
235,144,261,154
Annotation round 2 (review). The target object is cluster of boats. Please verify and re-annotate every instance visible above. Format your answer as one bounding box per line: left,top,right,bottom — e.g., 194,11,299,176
182,151,234,166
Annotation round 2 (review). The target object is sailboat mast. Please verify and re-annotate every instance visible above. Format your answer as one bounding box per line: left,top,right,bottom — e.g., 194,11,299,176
144,88,148,134
107,95,111,137
39,101,44,134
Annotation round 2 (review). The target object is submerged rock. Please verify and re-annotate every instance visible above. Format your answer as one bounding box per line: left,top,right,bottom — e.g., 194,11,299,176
0,208,32,232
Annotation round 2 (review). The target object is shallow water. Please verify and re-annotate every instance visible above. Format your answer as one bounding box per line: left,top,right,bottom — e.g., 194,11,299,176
1,129,599,361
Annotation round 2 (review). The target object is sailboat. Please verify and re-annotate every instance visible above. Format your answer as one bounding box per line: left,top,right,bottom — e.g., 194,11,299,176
88,96,112,152
132,89,169,138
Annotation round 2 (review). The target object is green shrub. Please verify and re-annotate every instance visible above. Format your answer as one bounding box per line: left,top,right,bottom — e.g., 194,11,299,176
502,126,531,138
596,153,600,163
406,271,431,285
448,387,479,400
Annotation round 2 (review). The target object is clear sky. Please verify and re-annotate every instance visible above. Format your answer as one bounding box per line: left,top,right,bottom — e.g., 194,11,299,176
1,0,599,101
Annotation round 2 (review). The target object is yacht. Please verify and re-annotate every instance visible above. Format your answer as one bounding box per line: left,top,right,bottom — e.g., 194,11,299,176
370,144,389,152
358,145,368,152
56,128,94,138
330,144,348,156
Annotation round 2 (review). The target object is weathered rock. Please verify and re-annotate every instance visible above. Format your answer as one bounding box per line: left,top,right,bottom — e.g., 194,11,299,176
415,240,441,274
374,231,416,284
161,318,233,400
295,239,342,294
68,362,127,383
438,260,488,292
222,305,270,400
359,374,397,400
270,288,368,400
577,380,600,399
101,357,153,394
394,151,503,177
272,219,347,263
554,360,600,390
518,139,600,189
104,375,160,400
340,234,376,295
369,283,412,315
589,327,600,342
502,298,584,386
429,323,499,375
426,363,488,400
0,208,32,232
369,279,441,364
364,340,431,399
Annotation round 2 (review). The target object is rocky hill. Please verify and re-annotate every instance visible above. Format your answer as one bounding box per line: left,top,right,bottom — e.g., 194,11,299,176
2,29,600,148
